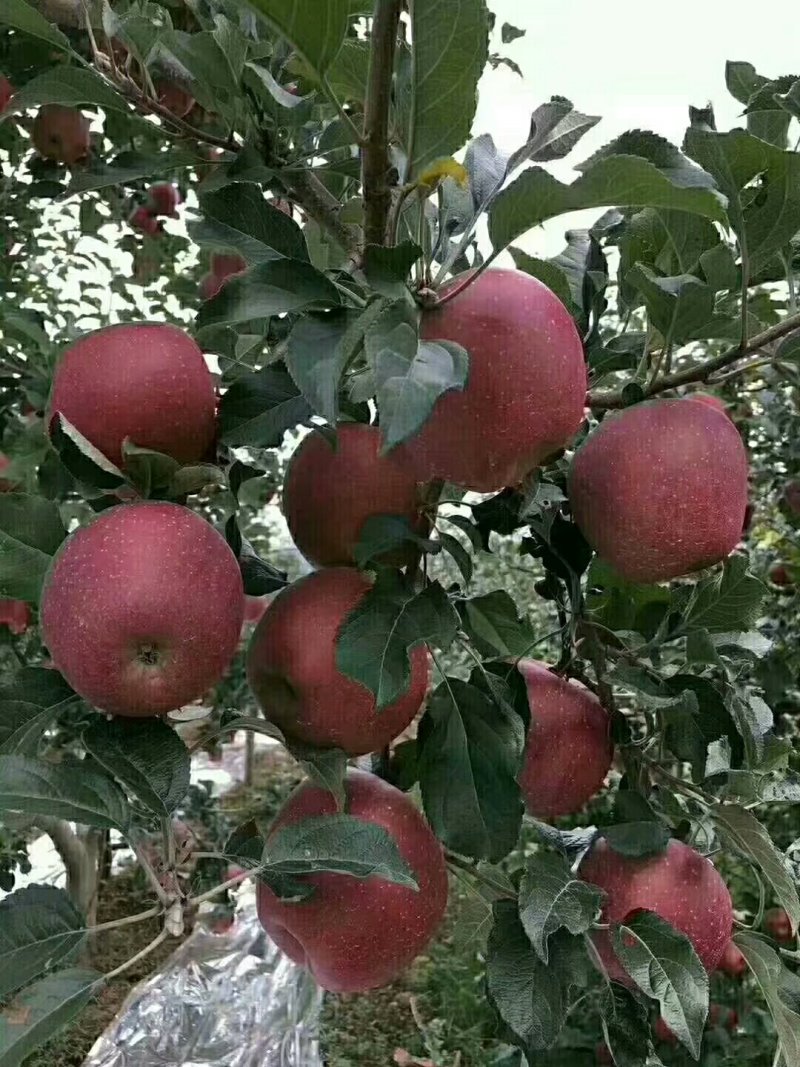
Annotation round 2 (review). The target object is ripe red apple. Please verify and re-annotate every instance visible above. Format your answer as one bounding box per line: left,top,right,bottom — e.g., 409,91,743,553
569,398,749,583
399,269,587,492
129,205,161,237
784,480,800,516
769,563,794,588
243,593,272,626
283,423,427,568
210,252,247,279
48,322,217,467
689,392,729,416
247,568,429,755
765,906,793,943
0,75,14,113
517,661,612,818
146,182,181,217
256,769,448,992
40,502,243,716
32,105,90,165
199,272,223,301
0,599,31,635
653,1017,677,1045
580,838,733,983
156,80,194,118
717,940,747,978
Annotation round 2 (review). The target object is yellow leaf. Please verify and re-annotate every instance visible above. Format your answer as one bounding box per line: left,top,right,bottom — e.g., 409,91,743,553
417,158,469,192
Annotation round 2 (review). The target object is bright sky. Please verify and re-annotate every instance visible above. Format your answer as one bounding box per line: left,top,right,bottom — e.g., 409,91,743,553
475,0,799,255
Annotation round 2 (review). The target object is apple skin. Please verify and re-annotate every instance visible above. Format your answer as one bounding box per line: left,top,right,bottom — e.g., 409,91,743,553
769,563,794,588
0,599,31,635
48,322,217,468
579,838,733,983
40,502,243,717
283,423,427,568
399,269,587,492
156,80,194,118
517,661,612,818
569,398,749,583
147,182,181,217
32,105,90,165
256,769,448,992
247,568,430,756
0,75,13,113
689,392,729,416
765,906,794,943
653,1017,677,1045
717,939,747,978
210,252,246,278
243,594,272,626
129,205,161,236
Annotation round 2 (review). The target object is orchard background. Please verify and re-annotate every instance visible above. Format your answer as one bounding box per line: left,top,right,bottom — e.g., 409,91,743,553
1,1,800,1066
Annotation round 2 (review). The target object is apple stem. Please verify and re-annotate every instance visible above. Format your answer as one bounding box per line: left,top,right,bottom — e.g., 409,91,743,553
188,866,254,907
444,851,515,900
89,905,163,934
103,927,169,982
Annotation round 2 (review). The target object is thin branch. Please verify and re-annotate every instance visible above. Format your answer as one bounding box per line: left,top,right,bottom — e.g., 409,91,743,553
321,75,363,146
90,906,163,933
444,851,515,899
433,251,499,307
589,311,800,409
188,867,253,907
282,169,362,259
361,0,403,247
103,927,169,982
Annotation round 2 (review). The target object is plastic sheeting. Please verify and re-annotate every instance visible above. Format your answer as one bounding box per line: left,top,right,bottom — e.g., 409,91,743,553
83,882,323,1067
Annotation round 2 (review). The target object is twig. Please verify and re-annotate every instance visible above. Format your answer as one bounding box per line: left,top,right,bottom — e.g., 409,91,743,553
132,842,170,904
361,0,403,246
283,169,361,259
444,851,515,899
188,867,253,907
322,75,363,146
90,905,163,933
434,252,499,306
589,310,800,409
103,927,169,982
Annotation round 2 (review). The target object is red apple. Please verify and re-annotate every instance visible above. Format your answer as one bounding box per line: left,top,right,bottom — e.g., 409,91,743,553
0,75,14,113
199,272,223,301
146,182,181,217
769,563,794,588
517,661,612,818
40,502,243,717
717,940,747,978
210,252,247,279
246,568,429,755
569,398,749,583
580,838,733,983
653,1017,677,1045
283,423,427,568
156,80,194,118
689,392,729,416
48,322,217,467
243,593,271,626
129,205,161,236
784,480,800,516
32,105,91,165
256,769,448,991
765,906,794,944
399,269,587,492
0,599,31,635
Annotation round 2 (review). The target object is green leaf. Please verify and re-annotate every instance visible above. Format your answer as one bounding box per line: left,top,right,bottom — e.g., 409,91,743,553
437,531,473,584
0,668,75,710
518,853,603,962
325,37,371,103
0,702,59,757
713,805,800,933
603,821,671,858
362,242,422,297
0,0,71,50
285,307,364,424
678,555,766,635
508,248,575,313
456,590,537,659
417,676,525,862
626,265,714,344
734,932,800,1067
506,97,601,169
265,813,418,888
9,66,132,114
600,984,650,1067
336,570,459,709
0,968,99,1067
68,150,198,194
0,755,129,831
191,185,309,264
486,901,587,1055
49,413,127,493
353,515,435,568
612,911,708,1059
403,0,490,179
0,494,67,603
286,745,348,810
218,365,313,449
0,885,85,999
725,61,767,105
245,0,352,75
196,259,340,328
121,442,180,499
82,717,190,818
489,139,726,253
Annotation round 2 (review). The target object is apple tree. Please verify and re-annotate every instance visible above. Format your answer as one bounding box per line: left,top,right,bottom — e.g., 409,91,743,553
1,2,800,1065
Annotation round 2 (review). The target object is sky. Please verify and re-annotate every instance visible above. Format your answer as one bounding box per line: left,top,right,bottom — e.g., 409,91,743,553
473,0,798,254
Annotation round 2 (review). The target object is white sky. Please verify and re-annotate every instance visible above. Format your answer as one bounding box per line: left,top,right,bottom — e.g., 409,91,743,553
475,0,799,255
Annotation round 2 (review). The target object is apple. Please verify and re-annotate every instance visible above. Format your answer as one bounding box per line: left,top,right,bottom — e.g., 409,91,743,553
784,480,800,516
283,423,427,568
689,392,729,416
156,80,194,118
129,205,161,237
246,567,430,755
256,768,448,991
210,252,247,279
32,105,91,165
399,269,587,492
569,398,749,583
765,906,793,943
717,940,747,978
579,837,733,983
147,182,181,217
517,661,613,818
0,599,31,635
0,75,13,113
769,563,794,588
40,501,243,717
243,593,272,627
48,322,217,467
653,1017,677,1045
199,272,223,301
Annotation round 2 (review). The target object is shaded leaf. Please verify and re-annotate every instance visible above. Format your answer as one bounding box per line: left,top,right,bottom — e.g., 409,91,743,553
218,365,313,449
457,590,536,659
192,184,308,264
0,755,129,831
518,853,603,962
0,885,85,999
196,259,340,328
0,968,99,1067
0,494,67,603
734,932,800,1067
